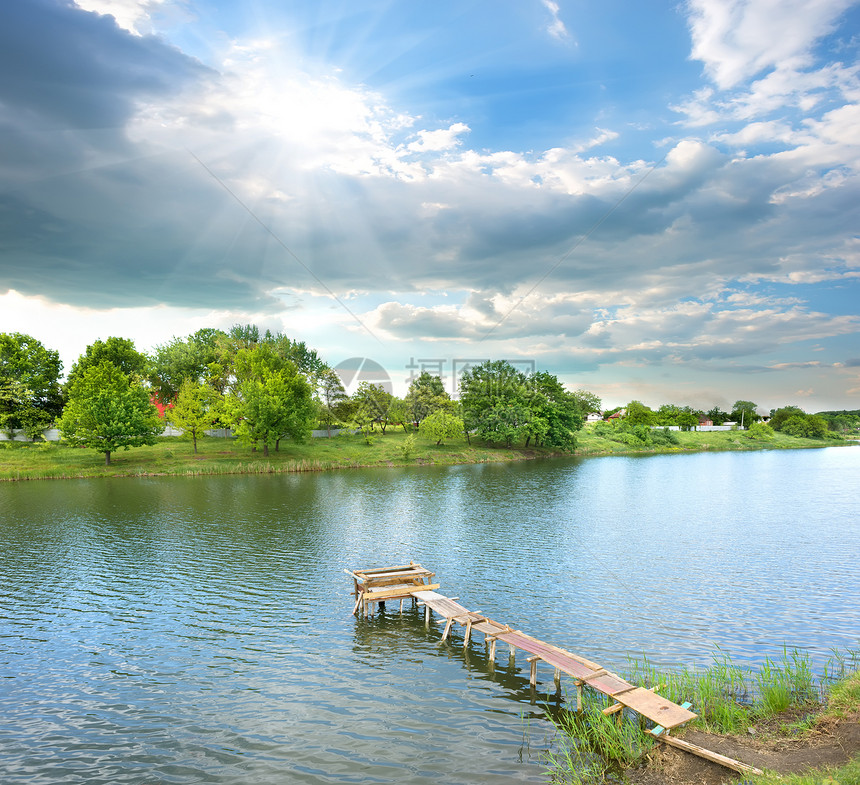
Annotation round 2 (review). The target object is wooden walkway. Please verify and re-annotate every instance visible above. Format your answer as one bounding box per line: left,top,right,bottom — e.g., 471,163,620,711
348,562,763,776
347,563,696,730
412,590,697,730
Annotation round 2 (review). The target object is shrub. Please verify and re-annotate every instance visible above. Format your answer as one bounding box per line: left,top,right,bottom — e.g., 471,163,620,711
744,422,774,439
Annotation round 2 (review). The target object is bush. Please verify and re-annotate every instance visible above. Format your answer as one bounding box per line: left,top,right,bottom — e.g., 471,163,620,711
744,422,774,439
651,427,680,446
782,414,828,438
399,433,416,459
592,421,613,437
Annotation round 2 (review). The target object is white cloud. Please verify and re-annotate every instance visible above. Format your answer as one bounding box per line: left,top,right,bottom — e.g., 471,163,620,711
541,0,573,42
73,0,188,36
685,0,855,90
406,123,471,153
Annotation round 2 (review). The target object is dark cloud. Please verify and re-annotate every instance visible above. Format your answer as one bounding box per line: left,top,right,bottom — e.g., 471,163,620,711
0,0,210,130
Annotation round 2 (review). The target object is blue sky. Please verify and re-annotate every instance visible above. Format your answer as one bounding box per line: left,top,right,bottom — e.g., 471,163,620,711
1,0,858,412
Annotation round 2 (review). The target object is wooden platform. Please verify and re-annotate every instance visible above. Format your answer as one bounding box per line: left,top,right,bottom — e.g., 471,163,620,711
350,564,696,730
348,563,767,774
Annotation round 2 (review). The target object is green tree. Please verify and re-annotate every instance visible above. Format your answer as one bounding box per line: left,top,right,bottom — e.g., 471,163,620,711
354,382,394,434
677,409,699,431
166,379,219,453
404,372,450,425
208,324,328,399
655,404,682,426
475,401,530,447
318,368,348,436
65,337,148,393
387,397,413,433
571,389,602,417
731,400,761,426
149,328,225,403
769,406,806,431
625,400,656,426
419,409,465,445
459,360,527,435
524,371,582,450
781,413,828,438
226,346,315,455
0,332,64,438
706,406,729,425
58,361,162,465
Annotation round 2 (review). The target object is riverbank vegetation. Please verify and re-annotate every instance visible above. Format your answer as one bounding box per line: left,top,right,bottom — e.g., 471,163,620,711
544,648,860,785
0,425,852,481
1,325,857,475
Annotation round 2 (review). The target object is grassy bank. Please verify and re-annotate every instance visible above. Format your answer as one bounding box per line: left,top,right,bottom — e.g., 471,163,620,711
574,424,850,456
0,430,563,481
544,647,860,785
0,426,851,481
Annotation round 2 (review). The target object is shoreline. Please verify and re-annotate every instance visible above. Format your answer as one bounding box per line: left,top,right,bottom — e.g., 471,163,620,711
0,428,855,482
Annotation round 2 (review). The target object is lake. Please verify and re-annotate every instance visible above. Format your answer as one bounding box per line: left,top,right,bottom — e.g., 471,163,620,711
1,446,858,784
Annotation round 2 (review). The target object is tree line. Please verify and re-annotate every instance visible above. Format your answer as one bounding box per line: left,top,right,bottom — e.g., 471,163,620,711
1,328,854,465
0,328,596,464
599,399,855,442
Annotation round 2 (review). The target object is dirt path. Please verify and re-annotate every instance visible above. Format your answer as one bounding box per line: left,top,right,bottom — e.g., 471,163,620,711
627,713,860,785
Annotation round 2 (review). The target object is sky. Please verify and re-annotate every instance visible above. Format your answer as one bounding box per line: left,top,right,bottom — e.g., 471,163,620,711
1,0,859,412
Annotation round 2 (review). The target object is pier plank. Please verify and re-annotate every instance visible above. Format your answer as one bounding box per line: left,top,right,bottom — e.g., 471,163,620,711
349,563,698,731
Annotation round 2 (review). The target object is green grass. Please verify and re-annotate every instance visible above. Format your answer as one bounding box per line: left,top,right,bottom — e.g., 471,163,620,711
3,423,854,481
749,756,860,785
544,699,655,785
745,669,860,785
625,647,822,735
575,424,849,457
0,430,565,481
545,648,859,785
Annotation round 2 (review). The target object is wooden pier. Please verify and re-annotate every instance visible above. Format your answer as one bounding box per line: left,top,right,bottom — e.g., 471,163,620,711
347,562,763,776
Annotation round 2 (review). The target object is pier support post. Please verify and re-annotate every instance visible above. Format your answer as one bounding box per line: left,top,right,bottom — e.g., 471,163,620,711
527,655,540,686
575,680,584,713
463,620,473,648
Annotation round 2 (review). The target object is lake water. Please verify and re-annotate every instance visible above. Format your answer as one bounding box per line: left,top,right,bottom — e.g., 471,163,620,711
1,447,858,784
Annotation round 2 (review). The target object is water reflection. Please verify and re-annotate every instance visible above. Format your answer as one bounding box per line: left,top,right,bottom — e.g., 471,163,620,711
1,447,858,784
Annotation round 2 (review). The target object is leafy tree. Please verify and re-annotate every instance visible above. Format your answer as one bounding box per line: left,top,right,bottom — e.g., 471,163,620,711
0,332,64,438
459,360,527,434
625,400,655,426
166,379,219,453
58,361,162,465
353,382,394,434
419,410,465,445
656,404,681,426
706,406,729,425
404,372,450,425
387,397,413,433
65,337,148,393
149,328,225,403
826,414,855,434
769,406,806,431
731,400,761,426
318,368,348,436
475,401,530,447
677,409,699,430
209,324,328,398
226,346,315,455
781,413,828,438
524,371,582,449
571,389,602,416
